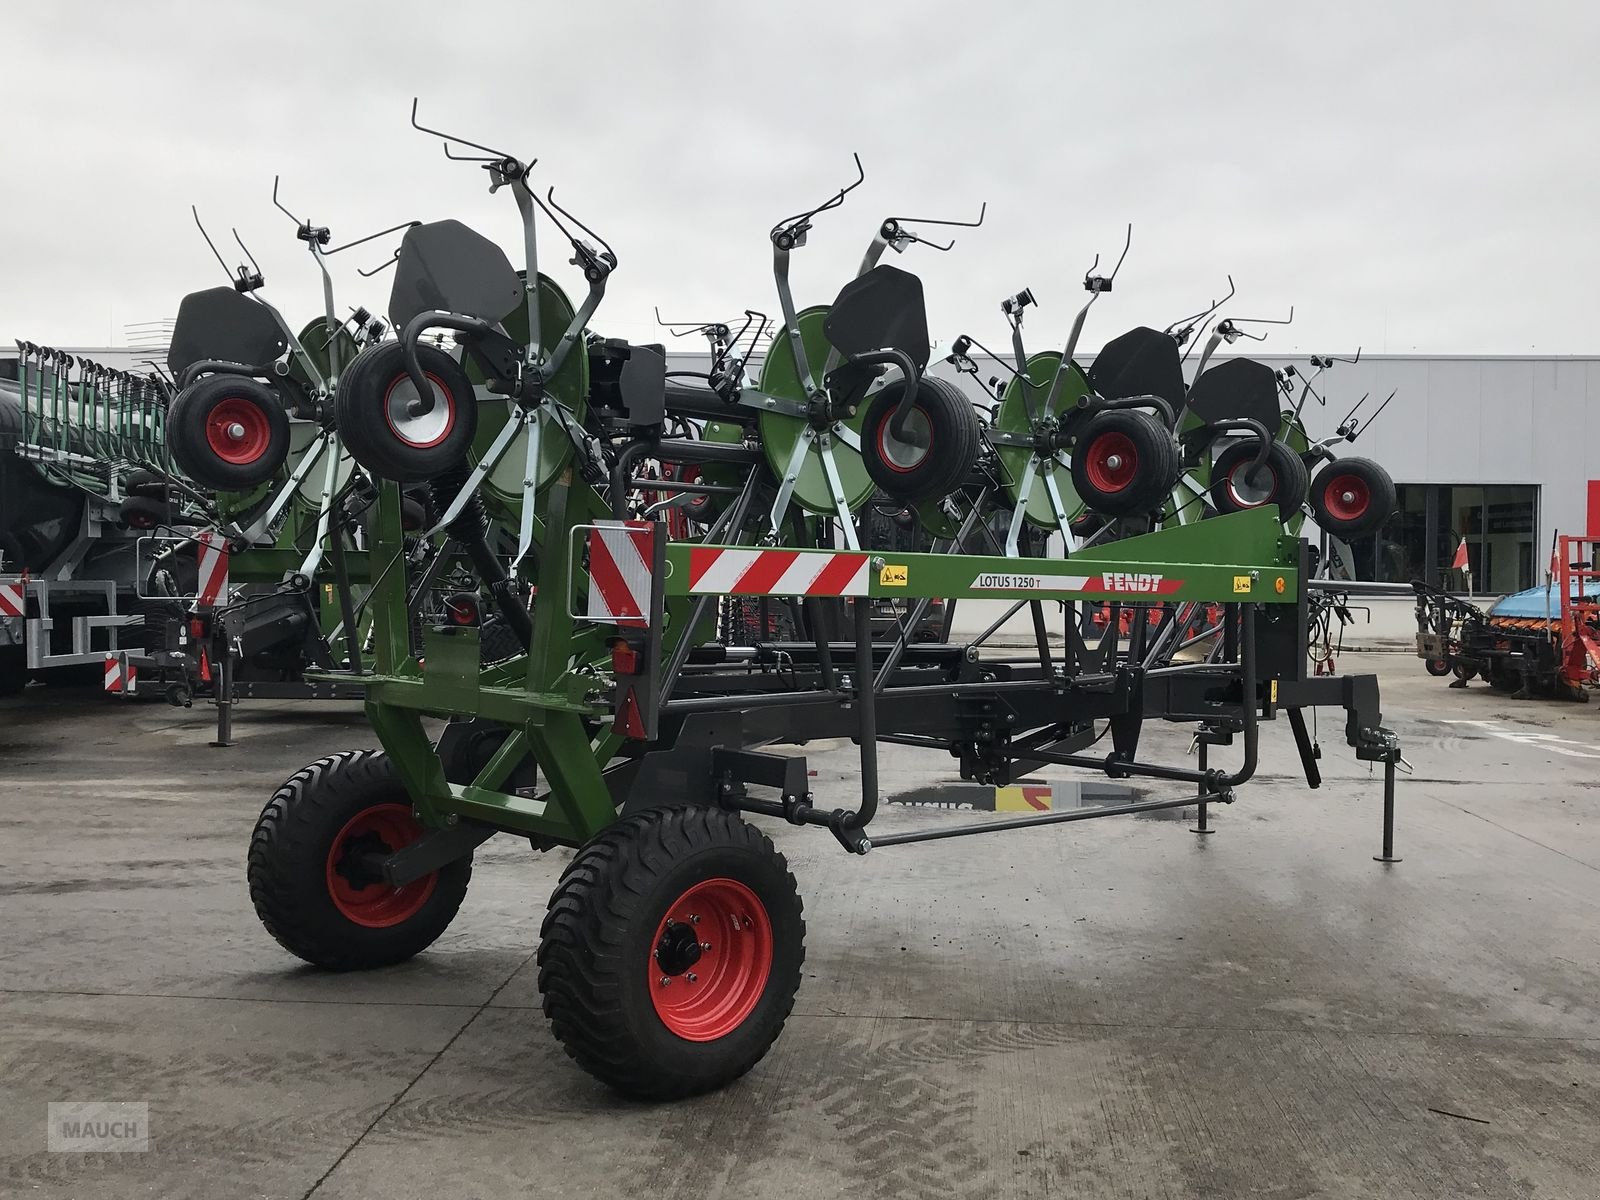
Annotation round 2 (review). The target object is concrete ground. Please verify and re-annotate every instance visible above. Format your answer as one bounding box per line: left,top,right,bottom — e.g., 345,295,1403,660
1,655,1597,1199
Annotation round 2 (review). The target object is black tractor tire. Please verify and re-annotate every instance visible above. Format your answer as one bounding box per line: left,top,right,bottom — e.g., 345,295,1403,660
1425,657,1452,677
478,614,524,666
124,469,171,500
862,376,980,502
538,805,805,1100
1309,457,1397,538
1452,661,1478,683
1209,439,1310,522
336,342,478,483
167,375,292,491
118,494,171,531
1071,409,1180,516
247,750,472,970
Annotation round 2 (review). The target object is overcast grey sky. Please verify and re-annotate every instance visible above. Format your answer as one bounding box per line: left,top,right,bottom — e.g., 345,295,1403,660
4,0,1597,358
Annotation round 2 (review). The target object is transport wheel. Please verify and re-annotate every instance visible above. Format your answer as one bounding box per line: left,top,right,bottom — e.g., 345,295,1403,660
1309,457,1396,537
336,342,478,482
1425,657,1452,677
1070,409,1179,516
1452,661,1478,682
1208,440,1310,521
538,806,805,1100
118,494,169,530
862,376,980,502
167,375,291,491
248,750,472,970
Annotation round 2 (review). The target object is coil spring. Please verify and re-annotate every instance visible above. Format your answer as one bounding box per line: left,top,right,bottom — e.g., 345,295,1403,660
428,466,487,541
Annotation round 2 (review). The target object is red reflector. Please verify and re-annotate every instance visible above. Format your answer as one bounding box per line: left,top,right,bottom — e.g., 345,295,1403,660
616,687,646,740
611,642,638,675
198,648,211,682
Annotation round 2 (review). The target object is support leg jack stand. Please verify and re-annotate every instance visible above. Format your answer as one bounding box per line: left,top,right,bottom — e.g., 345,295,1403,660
1191,742,1215,836
1373,757,1401,863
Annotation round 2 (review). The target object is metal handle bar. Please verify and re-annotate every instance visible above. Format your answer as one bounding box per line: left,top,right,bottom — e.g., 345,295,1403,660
842,348,921,438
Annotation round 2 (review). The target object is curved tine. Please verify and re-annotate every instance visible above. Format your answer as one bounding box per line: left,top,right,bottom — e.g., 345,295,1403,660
887,200,987,230
1179,318,1214,364
192,206,234,282
1164,274,1235,336
544,187,614,259
1330,346,1361,365
654,305,718,334
270,175,301,227
1106,223,1133,281
325,220,421,256
357,249,401,278
770,152,865,233
1233,304,1294,328
231,228,263,278
409,97,514,160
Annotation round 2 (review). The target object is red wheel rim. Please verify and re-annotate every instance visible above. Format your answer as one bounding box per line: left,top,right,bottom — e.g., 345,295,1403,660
875,406,933,474
1083,431,1138,493
649,877,773,1041
384,372,456,450
1226,459,1278,508
1322,473,1370,522
204,397,273,465
325,803,437,928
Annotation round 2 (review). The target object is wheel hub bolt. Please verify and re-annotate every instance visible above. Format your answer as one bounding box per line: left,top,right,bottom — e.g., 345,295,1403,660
1105,454,1123,470
1341,490,1356,503
226,422,246,441
700,942,711,951
689,914,700,924
687,973,698,984
659,976,670,987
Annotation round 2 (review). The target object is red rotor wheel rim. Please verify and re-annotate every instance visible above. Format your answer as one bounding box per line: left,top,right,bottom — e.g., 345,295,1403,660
1083,431,1138,493
1322,473,1371,522
649,877,773,1041
204,397,273,465
325,803,437,928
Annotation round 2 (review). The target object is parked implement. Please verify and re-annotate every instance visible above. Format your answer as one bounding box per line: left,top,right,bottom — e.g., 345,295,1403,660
238,105,1408,1100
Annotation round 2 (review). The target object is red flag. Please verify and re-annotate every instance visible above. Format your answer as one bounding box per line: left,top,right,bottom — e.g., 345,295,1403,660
1451,537,1469,571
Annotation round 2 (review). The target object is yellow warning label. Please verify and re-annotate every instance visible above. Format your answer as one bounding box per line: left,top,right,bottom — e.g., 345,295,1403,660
1270,680,1278,703
1233,575,1253,594
879,564,909,587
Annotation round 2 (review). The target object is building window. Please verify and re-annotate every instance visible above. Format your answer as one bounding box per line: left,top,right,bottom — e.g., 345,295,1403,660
1344,483,1538,592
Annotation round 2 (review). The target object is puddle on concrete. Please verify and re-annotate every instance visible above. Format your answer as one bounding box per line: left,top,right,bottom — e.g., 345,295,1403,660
886,778,1182,818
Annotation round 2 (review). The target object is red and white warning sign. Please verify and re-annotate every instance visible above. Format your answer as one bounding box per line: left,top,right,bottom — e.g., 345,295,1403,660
196,531,230,607
103,652,137,694
586,520,655,627
0,579,24,618
687,548,870,597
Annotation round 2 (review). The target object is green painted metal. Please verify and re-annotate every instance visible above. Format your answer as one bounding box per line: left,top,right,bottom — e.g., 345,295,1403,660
667,509,1298,605
291,317,357,390
465,274,589,523
992,351,1088,527
757,307,874,516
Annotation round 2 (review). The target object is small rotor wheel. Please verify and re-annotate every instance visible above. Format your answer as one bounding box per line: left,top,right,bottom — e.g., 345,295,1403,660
167,375,291,491
336,342,478,482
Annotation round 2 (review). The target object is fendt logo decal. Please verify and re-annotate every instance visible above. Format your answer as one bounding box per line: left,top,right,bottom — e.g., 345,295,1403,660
1096,572,1182,595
